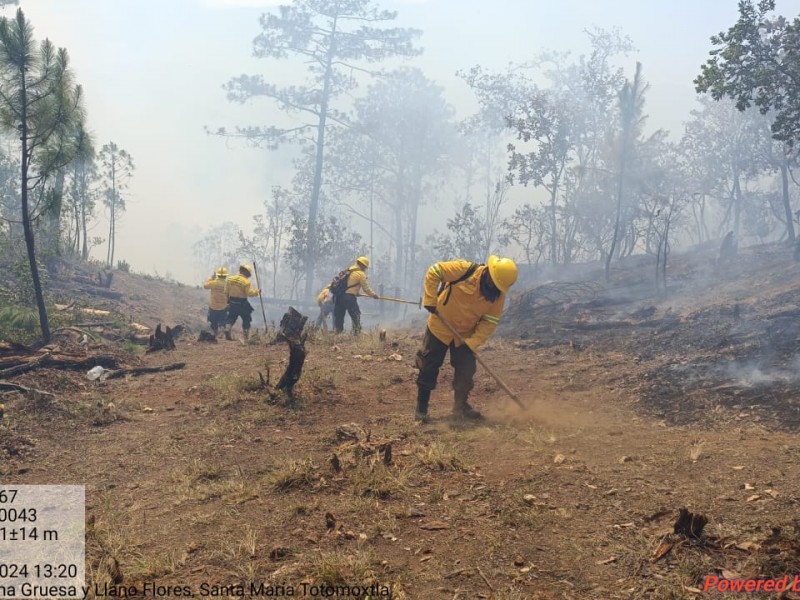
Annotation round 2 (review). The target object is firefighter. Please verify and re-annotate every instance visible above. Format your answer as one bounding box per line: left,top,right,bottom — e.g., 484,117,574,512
414,256,518,422
203,267,229,335
223,264,260,340
315,285,334,330
332,256,379,335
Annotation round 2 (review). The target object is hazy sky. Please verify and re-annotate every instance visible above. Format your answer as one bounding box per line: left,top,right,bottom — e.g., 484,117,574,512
14,0,800,283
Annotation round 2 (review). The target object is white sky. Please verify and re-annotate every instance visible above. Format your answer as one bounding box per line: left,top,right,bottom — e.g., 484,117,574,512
14,0,800,283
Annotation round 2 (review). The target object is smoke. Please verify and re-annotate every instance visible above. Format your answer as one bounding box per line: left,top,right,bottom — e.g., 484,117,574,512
723,359,800,388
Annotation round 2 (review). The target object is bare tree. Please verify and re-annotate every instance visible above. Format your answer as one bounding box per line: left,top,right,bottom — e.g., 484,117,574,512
220,0,421,300
606,62,648,282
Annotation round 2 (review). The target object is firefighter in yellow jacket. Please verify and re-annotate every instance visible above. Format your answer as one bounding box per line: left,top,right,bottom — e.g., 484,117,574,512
315,286,334,329
203,267,229,335
223,264,260,340
415,256,518,421
333,256,379,335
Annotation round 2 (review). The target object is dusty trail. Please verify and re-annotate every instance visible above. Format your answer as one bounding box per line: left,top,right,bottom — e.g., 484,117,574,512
4,324,799,599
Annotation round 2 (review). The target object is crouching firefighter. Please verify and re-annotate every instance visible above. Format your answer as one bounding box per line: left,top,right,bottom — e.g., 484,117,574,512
203,267,229,335
223,264,260,340
414,256,518,422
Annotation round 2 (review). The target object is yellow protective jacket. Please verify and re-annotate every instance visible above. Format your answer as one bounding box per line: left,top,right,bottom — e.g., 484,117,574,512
203,277,228,310
317,286,333,306
344,265,377,297
225,274,259,300
422,260,505,351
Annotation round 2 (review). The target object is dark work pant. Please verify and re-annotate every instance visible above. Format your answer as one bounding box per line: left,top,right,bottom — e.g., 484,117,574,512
415,328,476,394
227,298,253,330
207,308,228,332
333,294,361,334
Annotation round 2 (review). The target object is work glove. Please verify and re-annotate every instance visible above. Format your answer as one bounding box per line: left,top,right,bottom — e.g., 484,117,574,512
424,305,437,314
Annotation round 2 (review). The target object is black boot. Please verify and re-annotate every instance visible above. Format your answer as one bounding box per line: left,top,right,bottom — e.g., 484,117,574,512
453,390,482,420
415,388,431,423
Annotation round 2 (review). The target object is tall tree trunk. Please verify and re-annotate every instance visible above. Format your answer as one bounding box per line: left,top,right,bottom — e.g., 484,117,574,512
80,190,89,260
20,70,50,342
732,172,742,237
393,198,403,292
605,159,625,283
407,167,421,293
107,155,116,267
303,16,338,302
780,162,795,242
549,187,558,265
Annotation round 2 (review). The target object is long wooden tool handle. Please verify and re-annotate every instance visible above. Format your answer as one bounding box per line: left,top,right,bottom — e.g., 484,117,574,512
252,260,269,329
360,294,419,306
435,312,526,410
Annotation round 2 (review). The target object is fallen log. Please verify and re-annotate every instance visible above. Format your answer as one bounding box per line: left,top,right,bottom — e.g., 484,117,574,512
0,381,55,402
0,354,120,374
0,352,51,378
79,287,123,300
0,341,34,356
104,362,186,380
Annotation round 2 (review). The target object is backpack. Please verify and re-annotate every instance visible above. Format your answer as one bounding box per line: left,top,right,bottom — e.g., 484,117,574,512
329,268,355,297
439,262,480,306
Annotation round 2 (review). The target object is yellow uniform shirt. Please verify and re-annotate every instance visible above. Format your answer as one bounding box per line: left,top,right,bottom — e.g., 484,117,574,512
344,265,376,297
203,277,228,310
225,274,259,300
422,260,505,351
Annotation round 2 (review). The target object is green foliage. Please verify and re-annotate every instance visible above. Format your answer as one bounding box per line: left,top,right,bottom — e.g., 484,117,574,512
9,256,46,305
0,303,40,344
430,202,486,262
695,0,800,147
285,207,366,279
116,259,130,273
0,304,37,332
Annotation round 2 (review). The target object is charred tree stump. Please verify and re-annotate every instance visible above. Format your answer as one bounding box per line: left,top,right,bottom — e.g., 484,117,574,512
147,324,176,353
97,270,114,288
674,508,707,539
274,307,308,398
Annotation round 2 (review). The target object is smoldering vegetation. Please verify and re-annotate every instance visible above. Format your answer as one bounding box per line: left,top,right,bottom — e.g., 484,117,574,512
498,238,800,429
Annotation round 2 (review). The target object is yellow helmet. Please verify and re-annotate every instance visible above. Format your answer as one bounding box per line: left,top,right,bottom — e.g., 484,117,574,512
240,264,253,276
216,267,228,277
356,256,370,268
487,255,518,294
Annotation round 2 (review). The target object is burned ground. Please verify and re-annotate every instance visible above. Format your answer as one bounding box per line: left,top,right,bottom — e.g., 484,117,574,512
3,245,800,599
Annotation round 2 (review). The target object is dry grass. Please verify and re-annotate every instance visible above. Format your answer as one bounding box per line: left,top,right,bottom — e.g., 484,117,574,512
306,549,380,587
131,548,187,579
205,373,264,407
412,440,470,472
688,439,706,462
266,458,319,492
349,460,409,500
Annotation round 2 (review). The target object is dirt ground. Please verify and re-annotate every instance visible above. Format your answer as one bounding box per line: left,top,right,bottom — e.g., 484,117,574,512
5,246,800,599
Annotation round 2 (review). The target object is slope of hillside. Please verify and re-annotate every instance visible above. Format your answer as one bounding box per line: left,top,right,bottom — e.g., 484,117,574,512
3,246,800,599
45,260,209,330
